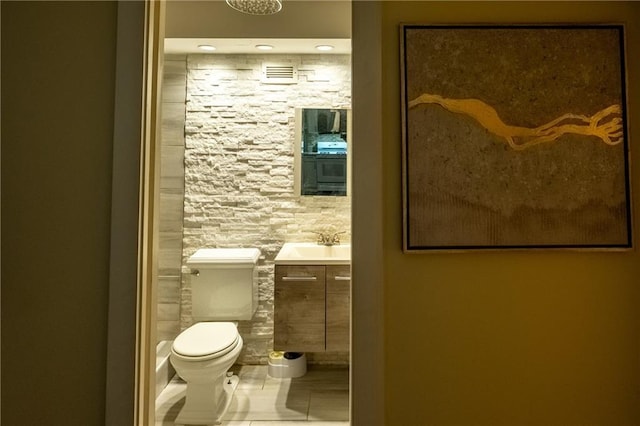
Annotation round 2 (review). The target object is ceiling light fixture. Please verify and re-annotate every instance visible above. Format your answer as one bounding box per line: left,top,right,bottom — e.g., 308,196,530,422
255,44,274,51
198,44,217,52
226,0,282,15
315,45,335,52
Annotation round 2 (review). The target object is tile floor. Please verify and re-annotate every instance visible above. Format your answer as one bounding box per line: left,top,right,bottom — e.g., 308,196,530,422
155,365,350,426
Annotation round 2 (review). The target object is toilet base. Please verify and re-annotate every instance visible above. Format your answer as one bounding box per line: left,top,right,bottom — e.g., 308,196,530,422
174,374,239,425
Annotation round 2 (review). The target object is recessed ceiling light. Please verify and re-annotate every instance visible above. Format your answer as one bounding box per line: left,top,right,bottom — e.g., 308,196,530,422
198,44,217,52
255,44,274,51
315,45,334,51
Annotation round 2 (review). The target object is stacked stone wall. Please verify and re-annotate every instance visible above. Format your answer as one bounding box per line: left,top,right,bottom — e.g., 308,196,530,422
182,54,351,364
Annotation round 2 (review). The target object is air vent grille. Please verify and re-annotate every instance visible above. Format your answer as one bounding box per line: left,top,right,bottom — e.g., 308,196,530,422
261,63,298,84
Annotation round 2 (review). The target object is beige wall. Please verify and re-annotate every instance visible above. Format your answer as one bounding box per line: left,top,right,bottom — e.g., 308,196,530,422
382,2,640,424
3,1,640,425
1,1,117,423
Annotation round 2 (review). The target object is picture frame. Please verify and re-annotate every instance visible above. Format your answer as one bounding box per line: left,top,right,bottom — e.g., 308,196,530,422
401,24,632,252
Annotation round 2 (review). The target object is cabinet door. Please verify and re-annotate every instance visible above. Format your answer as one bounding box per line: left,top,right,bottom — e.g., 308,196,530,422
274,265,326,352
326,265,350,351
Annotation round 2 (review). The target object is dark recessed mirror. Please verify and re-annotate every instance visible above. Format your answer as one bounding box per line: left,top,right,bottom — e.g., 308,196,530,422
294,108,351,196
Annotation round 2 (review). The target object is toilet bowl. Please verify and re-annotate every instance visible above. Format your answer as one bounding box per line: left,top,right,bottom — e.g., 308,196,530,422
170,322,243,425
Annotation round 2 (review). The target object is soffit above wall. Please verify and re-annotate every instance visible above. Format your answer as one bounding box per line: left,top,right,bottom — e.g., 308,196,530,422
164,38,351,54
165,0,352,39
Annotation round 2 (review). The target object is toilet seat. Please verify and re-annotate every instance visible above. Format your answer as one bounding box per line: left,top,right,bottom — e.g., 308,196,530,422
172,322,240,361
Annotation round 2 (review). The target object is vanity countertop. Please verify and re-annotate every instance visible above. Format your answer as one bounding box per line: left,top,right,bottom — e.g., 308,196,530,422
274,242,351,265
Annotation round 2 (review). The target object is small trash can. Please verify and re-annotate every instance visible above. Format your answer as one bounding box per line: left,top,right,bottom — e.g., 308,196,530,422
268,351,307,378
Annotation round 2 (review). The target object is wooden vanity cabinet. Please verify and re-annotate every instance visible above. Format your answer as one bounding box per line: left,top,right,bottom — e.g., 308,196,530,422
274,265,326,352
325,265,350,351
274,264,350,352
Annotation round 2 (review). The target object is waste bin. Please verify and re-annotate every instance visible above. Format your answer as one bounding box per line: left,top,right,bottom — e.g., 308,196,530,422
267,351,307,378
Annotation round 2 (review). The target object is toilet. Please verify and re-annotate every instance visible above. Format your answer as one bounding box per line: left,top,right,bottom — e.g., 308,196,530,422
170,248,260,425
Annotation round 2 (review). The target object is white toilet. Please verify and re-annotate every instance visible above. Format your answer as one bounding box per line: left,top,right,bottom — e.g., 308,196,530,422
170,248,260,425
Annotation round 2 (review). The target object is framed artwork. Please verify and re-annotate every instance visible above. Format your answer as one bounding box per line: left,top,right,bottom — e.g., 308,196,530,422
401,24,632,251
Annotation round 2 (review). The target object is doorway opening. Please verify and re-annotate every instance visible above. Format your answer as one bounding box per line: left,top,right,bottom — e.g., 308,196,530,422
153,1,353,424
106,2,384,425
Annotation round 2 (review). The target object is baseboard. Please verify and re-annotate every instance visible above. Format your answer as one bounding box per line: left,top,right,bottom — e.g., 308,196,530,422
155,340,176,400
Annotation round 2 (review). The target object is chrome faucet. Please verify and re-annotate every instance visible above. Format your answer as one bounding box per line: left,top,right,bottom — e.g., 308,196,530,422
313,231,346,246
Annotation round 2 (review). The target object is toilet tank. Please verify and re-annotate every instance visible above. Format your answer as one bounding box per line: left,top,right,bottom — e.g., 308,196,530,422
186,248,260,321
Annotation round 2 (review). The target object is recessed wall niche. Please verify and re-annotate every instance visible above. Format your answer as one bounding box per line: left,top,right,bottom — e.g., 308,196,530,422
180,54,352,364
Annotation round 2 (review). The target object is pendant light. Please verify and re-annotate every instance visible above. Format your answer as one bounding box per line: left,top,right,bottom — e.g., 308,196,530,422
226,0,282,15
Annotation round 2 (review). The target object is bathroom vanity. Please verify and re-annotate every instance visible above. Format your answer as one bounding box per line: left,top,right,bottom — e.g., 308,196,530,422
273,243,351,352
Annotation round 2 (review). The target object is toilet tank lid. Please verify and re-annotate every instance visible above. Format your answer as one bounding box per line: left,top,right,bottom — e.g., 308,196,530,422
187,248,261,266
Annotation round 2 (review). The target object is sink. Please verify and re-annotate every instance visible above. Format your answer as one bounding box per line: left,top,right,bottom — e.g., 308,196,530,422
275,242,351,265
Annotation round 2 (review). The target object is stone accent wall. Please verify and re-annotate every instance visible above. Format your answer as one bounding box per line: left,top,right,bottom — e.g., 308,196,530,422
157,55,187,343
182,54,351,364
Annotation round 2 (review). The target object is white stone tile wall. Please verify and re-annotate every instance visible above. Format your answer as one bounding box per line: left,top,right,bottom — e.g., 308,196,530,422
182,54,352,364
